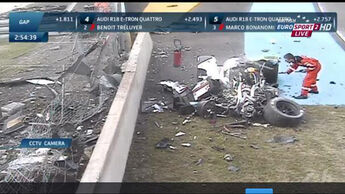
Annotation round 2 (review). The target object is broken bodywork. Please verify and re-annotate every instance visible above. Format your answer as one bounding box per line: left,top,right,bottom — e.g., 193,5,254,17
159,56,304,127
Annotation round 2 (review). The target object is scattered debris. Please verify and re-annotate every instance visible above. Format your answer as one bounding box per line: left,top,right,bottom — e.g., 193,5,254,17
155,138,171,149
228,165,240,172
181,143,191,147
175,131,186,137
268,135,297,144
224,154,233,162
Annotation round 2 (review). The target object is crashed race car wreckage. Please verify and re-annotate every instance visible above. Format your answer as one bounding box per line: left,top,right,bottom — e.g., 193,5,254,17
159,56,304,127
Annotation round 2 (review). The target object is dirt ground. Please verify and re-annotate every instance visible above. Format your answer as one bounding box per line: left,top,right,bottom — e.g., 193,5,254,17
124,105,345,182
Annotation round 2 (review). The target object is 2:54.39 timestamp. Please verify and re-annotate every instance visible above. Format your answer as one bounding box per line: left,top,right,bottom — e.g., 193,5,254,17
9,32,48,42
14,34,37,41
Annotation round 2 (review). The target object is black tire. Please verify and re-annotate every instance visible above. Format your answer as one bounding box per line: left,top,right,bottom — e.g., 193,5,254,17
209,79,222,95
257,60,279,84
263,97,304,127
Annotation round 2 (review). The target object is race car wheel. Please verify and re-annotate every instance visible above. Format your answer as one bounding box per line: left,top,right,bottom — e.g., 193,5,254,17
263,97,304,127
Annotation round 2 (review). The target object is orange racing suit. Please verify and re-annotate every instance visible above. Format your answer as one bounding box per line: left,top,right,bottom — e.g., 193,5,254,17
286,56,321,96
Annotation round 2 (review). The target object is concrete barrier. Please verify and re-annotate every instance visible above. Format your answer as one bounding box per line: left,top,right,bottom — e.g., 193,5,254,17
79,32,152,187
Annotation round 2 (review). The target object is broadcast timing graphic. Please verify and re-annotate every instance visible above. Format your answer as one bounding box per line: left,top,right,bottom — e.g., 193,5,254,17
9,12,337,42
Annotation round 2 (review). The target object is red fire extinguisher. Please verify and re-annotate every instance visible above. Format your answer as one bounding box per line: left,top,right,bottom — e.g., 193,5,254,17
173,39,182,67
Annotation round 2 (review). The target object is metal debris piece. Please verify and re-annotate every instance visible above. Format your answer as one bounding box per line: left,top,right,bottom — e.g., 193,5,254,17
184,47,191,51
224,154,233,162
171,121,178,125
268,135,297,144
26,79,55,86
142,101,165,113
293,40,301,42
86,130,93,136
175,131,186,137
224,124,246,129
84,4,95,10
154,121,161,128
252,123,270,128
156,51,167,55
222,129,247,140
155,138,170,149
3,114,25,132
152,32,170,35
99,75,117,89
159,80,188,94
227,120,248,126
49,46,61,50
195,158,203,166
261,49,270,52
211,146,225,152
181,143,191,147
84,136,99,144
1,102,24,117
228,165,240,172
330,81,336,84
169,145,176,150
182,119,191,125
65,160,79,170
250,144,260,149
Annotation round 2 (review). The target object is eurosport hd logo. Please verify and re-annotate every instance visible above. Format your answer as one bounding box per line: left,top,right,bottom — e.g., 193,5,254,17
291,23,333,37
